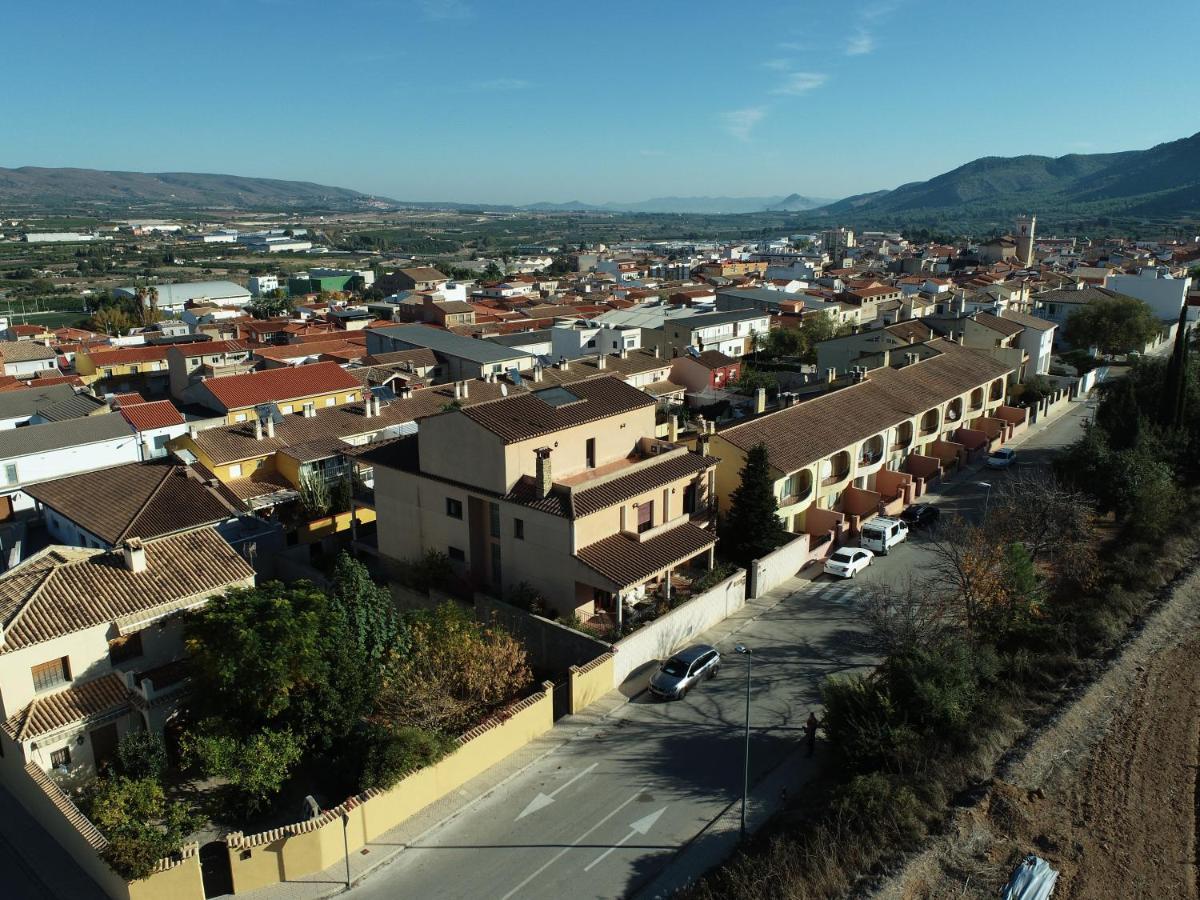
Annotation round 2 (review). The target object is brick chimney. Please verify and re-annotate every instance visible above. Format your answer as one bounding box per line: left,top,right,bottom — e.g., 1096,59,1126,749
696,431,711,457
534,447,553,499
121,538,147,574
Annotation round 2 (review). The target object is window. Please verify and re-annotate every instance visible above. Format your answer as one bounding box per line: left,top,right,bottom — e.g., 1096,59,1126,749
326,397,335,407
586,437,596,469
344,394,356,403
446,497,463,519
280,404,293,415
31,657,70,693
3,464,17,486
228,463,243,478
103,368,114,378
234,413,247,423
586,339,596,348
108,632,143,665
637,501,654,533
50,747,71,768
448,546,465,562
513,518,525,540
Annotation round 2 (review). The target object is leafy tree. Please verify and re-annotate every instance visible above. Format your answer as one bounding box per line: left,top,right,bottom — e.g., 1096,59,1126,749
358,724,456,791
1159,307,1190,429
1062,294,1160,355
377,603,532,734
250,290,291,318
115,731,168,781
83,776,200,880
181,728,303,816
330,552,400,668
718,443,788,567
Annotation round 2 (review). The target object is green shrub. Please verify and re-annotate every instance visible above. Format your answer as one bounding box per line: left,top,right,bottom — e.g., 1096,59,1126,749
831,773,926,849
83,776,199,881
396,550,453,594
181,727,302,816
359,725,456,791
115,730,167,781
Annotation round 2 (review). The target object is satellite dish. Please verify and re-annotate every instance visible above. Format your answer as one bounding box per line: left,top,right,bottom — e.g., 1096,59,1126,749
500,383,509,396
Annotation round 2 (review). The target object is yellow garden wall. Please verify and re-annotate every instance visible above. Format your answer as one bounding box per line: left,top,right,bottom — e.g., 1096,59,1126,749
297,508,375,543
226,683,554,893
569,652,615,713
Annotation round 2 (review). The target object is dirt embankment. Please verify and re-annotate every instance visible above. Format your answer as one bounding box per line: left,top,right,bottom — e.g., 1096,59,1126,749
869,563,1200,900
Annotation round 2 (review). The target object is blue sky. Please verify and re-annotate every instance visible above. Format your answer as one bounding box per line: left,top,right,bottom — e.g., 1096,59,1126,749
3,0,1197,205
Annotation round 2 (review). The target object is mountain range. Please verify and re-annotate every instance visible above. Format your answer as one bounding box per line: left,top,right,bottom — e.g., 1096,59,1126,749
810,132,1200,226
522,194,834,214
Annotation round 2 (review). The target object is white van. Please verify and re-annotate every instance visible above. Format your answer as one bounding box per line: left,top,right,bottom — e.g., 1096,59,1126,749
860,516,908,555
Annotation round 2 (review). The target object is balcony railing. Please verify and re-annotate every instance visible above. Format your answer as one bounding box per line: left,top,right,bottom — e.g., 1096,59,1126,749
821,470,849,487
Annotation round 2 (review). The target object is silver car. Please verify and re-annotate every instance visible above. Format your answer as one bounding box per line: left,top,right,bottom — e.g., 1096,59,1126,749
648,644,721,700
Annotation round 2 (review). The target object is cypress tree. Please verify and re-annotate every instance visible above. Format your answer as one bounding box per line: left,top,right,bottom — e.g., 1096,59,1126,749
719,442,789,567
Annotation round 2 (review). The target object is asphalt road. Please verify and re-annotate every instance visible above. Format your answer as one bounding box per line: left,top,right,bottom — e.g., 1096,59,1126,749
349,399,1097,900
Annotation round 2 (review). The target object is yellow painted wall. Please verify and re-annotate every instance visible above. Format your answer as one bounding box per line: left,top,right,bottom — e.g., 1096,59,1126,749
226,685,554,894
127,853,205,900
166,433,273,483
298,508,376,543
222,388,359,424
569,653,614,713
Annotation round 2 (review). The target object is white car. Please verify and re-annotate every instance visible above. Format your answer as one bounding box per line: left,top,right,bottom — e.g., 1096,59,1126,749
987,447,1016,469
824,547,874,579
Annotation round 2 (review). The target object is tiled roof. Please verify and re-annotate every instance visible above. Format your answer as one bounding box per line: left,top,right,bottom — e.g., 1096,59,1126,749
0,529,254,654
110,392,147,407
169,340,249,358
0,384,79,420
1001,309,1056,332
0,341,58,363
200,361,361,410
33,393,107,422
884,321,935,343
575,523,715,589
516,349,670,387
0,413,133,459
398,267,448,282
692,350,738,369
190,379,512,464
462,376,655,444
4,673,132,742
84,345,171,366
505,450,716,518
360,348,439,370
973,312,1025,337
253,340,367,362
644,379,686,397
25,462,239,545
719,341,1013,474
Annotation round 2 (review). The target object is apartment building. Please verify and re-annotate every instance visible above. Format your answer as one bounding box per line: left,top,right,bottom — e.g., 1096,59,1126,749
371,376,718,620
711,340,1018,537
366,325,537,380
647,309,770,359
0,530,255,783
167,340,254,402
75,345,172,394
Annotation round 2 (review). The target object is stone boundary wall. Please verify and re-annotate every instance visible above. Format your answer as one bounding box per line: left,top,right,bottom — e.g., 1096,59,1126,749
748,533,810,598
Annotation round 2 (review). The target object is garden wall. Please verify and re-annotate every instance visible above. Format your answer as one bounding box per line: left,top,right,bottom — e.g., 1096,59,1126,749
747,533,810,599
7,763,203,900
569,652,615,713
224,683,555,894
611,569,746,685
474,594,611,674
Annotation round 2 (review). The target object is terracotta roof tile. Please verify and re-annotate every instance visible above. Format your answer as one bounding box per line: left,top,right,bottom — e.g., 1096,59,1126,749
4,673,132,741
200,361,361,410
120,400,185,431
462,377,655,444
84,345,170,366
575,523,715,589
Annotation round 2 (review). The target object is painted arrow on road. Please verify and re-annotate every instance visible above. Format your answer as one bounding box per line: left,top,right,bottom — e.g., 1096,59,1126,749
516,762,598,820
583,806,667,872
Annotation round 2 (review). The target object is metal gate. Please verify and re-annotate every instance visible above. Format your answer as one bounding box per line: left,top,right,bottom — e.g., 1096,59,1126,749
200,840,233,898
552,679,569,720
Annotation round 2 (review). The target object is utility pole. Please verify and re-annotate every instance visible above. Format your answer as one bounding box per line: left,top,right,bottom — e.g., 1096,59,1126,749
735,643,753,839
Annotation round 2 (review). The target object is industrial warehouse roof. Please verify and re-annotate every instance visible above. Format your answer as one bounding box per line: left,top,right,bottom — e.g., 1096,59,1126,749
371,324,534,364
25,462,240,545
115,281,250,304
199,361,361,410
0,413,133,459
461,376,655,444
718,340,1013,474
0,529,255,654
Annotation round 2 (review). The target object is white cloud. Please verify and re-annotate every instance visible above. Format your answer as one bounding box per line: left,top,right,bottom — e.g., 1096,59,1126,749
771,72,828,95
420,0,471,20
473,78,530,91
846,30,875,55
762,58,791,71
721,107,766,141
777,41,806,51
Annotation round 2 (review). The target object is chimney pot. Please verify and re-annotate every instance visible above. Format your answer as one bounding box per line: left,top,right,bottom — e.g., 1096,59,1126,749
461,380,470,398
597,354,607,369
121,538,147,575
254,418,263,440
266,417,276,438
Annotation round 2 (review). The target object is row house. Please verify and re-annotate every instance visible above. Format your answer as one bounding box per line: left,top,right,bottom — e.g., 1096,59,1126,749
0,530,255,784
191,361,365,424
711,340,1021,543
75,345,171,394
370,377,719,622
648,309,771,359
166,340,254,402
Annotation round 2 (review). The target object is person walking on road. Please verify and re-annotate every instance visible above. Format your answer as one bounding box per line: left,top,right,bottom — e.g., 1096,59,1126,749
805,711,822,758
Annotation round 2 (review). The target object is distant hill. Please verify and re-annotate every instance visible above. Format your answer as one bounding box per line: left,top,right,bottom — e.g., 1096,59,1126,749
0,166,398,211
810,132,1200,227
523,195,836,214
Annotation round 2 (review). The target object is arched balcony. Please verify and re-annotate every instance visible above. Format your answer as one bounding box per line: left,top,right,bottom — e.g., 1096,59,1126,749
989,378,1004,401
779,469,814,506
945,397,963,424
970,387,984,410
919,408,940,437
891,421,913,451
820,450,851,487
858,434,885,468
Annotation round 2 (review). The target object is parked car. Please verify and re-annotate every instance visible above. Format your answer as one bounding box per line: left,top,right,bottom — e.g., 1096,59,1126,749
987,447,1017,469
823,547,874,579
859,516,908,555
900,503,941,530
649,644,721,700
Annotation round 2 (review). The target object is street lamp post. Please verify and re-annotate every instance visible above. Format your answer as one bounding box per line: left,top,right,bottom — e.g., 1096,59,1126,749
977,481,992,518
734,643,752,840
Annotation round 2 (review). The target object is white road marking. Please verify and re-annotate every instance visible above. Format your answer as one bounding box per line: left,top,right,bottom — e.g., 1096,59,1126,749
516,762,599,820
583,806,667,872
500,790,645,900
